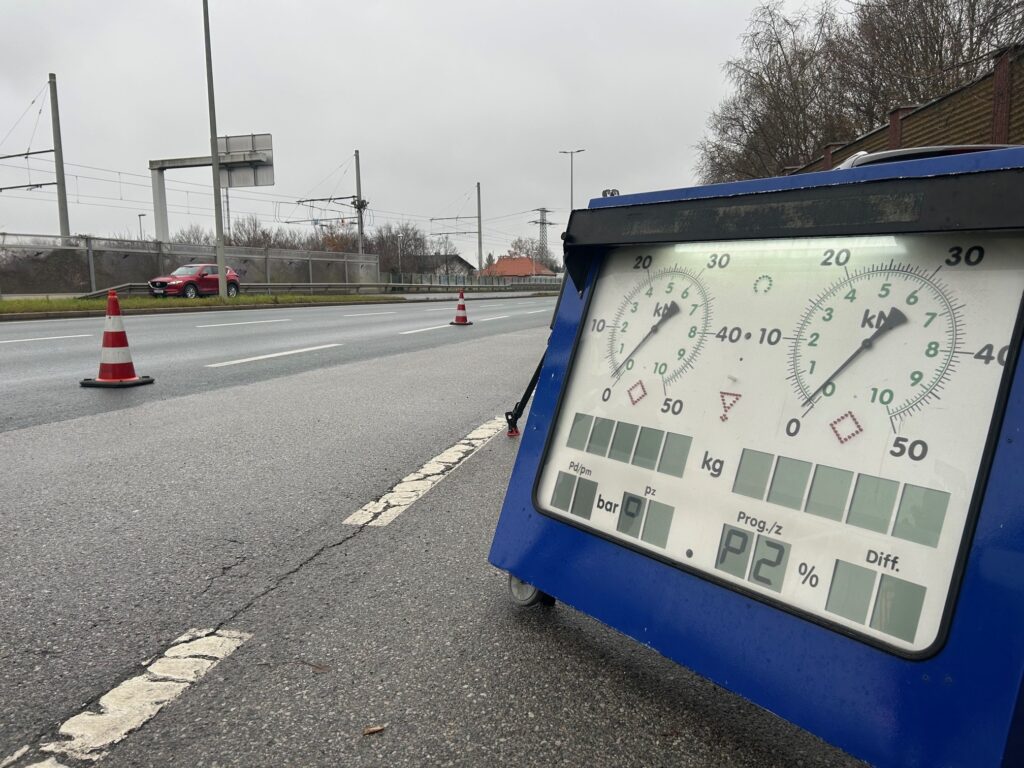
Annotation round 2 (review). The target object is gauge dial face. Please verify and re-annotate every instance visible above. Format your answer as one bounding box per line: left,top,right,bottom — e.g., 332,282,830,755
536,233,1024,656
606,266,713,386
790,264,963,425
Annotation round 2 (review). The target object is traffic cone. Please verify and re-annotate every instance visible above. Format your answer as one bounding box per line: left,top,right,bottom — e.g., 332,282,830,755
80,290,155,388
450,290,473,326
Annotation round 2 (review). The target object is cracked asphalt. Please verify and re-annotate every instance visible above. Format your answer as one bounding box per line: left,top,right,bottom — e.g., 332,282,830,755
0,311,864,767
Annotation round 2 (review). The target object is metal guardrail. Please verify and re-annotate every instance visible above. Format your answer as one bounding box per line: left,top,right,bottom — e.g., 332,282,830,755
78,281,562,300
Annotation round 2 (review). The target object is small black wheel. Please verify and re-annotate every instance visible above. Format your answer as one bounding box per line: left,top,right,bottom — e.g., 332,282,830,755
508,574,555,608
183,283,198,299
227,282,239,298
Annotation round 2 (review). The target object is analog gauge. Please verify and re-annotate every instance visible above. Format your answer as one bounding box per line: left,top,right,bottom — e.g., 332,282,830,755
539,233,1024,655
789,263,963,426
606,266,713,387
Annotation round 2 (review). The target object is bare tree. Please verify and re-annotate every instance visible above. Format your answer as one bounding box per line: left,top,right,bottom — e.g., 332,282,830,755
370,222,429,274
837,0,1024,129
696,2,853,183
696,0,1024,183
228,215,274,248
171,223,213,245
321,221,361,253
506,236,559,271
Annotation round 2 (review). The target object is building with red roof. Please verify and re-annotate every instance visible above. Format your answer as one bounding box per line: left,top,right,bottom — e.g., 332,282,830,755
478,255,556,277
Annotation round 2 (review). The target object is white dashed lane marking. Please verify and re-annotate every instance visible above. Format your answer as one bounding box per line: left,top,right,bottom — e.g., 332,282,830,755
344,416,506,527
399,324,451,335
195,319,292,328
205,343,340,367
0,334,91,344
343,311,396,317
476,315,510,322
3,628,251,767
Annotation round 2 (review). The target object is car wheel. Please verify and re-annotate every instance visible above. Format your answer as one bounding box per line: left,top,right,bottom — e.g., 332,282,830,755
183,283,198,299
227,282,239,298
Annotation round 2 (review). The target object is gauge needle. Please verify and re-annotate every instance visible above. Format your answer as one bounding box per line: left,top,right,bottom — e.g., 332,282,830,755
803,306,909,406
613,300,681,378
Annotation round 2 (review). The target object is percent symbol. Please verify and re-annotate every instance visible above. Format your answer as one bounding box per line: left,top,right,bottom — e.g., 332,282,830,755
798,562,820,587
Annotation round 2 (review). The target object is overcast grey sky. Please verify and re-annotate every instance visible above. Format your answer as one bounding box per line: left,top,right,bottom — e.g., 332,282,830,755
1,0,781,259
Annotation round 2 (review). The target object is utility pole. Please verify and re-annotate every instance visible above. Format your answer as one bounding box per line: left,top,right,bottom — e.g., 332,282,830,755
528,208,556,276
354,149,366,255
48,73,70,239
202,0,227,298
224,186,231,240
476,182,483,271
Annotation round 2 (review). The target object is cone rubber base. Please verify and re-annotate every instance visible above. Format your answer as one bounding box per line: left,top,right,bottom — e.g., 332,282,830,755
80,376,155,388
450,320,473,325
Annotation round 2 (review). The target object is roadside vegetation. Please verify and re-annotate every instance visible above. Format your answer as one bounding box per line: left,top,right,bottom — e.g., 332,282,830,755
697,0,1024,183
0,293,404,316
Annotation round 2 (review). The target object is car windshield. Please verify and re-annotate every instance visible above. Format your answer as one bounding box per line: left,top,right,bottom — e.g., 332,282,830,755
170,266,202,276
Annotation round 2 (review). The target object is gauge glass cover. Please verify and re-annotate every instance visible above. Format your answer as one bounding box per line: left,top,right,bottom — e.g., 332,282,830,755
536,233,1024,655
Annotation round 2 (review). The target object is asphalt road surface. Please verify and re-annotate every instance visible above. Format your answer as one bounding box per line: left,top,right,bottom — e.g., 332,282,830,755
0,296,863,767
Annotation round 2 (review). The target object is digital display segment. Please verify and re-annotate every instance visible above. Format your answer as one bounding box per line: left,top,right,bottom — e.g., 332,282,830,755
536,232,1024,654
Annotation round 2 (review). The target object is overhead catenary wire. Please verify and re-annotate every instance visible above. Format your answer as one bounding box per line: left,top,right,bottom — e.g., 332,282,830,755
2,152,538,253
0,83,48,150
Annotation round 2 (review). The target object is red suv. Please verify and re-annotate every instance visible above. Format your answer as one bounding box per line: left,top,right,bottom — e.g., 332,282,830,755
149,264,241,298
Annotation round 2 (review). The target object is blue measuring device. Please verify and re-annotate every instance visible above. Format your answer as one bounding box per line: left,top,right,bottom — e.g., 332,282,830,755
489,147,1024,767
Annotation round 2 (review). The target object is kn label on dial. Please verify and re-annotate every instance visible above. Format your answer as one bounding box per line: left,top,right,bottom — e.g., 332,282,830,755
537,233,1024,656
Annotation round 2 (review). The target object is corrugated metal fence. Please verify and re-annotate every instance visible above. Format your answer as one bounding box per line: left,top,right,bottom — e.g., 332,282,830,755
796,45,1024,173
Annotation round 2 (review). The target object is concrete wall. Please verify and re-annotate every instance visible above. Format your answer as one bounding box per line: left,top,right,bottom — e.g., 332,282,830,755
0,234,379,294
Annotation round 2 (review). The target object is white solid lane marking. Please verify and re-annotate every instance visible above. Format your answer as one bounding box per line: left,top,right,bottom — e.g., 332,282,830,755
399,324,451,335
195,319,292,328
206,343,340,367
477,315,510,322
26,628,251,764
344,416,506,527
0,334,91,344
343,311,397,317
525,309,549,314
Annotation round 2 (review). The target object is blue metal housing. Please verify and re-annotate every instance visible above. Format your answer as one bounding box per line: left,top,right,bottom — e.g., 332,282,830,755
489,147,1024,767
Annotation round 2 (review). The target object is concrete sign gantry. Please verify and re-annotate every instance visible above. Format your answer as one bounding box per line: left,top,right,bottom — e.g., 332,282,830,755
149,133,273,241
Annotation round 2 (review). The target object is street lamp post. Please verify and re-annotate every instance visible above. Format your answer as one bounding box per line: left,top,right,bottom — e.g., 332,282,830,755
558,149,585,210
137,213,146,240
398,233,404,281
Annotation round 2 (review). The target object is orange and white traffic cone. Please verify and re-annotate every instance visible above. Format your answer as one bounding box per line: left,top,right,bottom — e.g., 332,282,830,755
80,290,154,388
450,290,473,326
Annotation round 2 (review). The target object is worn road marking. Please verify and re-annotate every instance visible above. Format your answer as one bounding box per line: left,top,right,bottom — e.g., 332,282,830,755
399,324,451,335
0,334,91,344
206,343,340,367
477,315,510,322
344,415,506,527
196,319,292,328
525,309,549,315
0,629,251,767
422,307,455,312
0,747,30,767
343,311,396,317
